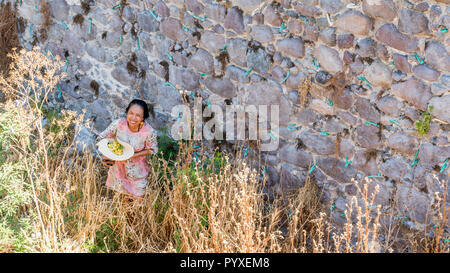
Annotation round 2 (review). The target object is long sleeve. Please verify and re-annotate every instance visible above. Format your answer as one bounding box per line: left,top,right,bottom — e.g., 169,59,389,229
98,118,121,140
144,126,158,155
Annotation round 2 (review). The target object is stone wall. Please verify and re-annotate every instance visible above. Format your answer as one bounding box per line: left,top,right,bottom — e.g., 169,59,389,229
4,0,450,231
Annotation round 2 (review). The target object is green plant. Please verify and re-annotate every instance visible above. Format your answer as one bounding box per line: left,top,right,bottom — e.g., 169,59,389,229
416,105,433,137
89,219,119,253
156,126,179,162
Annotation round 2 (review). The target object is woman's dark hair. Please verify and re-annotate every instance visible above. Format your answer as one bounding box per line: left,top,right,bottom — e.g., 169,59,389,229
125,99,150,120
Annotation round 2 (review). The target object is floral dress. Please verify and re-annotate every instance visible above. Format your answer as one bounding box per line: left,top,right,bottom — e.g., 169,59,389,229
98,117,158,197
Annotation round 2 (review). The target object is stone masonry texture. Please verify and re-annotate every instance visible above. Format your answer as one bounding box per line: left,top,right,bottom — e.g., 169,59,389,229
6,0,450,232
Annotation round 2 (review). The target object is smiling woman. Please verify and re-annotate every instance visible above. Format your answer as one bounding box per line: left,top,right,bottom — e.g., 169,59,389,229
97,99,158,199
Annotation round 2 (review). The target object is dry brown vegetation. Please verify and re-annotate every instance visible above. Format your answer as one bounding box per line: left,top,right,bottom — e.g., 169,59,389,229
39,0,51,42
0,47,448,253
0,2,20,78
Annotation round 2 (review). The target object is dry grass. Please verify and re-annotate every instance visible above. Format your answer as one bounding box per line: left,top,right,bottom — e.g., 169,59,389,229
297,76,311,108
0,47,448,253
39,0,51,42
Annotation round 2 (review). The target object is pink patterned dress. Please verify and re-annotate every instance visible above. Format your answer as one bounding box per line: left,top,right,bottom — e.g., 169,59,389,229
98,117,158,197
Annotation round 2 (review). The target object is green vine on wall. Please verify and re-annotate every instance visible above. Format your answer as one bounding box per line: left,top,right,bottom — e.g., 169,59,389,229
416,105,433,137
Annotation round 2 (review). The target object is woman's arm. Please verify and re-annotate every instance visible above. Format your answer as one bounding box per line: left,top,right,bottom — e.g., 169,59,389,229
130,148,154,159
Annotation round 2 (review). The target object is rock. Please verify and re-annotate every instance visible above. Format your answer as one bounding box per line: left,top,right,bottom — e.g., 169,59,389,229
287,19,303,34
313,45,344,73
299,130,336,155
251,25,273,43
279,144,313,168
391,77,432,111
245,80,282,106
227,38,248,67
413,64,441,82
154,1,170,18
137,32,153,52
398,8,430,35
336,10,373,36
293,2,322,17
48,0,69,21
425,41,450,72
263,4,282,26
85,41,111,63
156,81,183,112
338,34,354,49
392,71,407,82
395,184,431,224
122,6,136,23
350,57,365,74
388,132,419,156
393,53,411,74
169,65,200,90
204,76,236,98
315,71,332,85
355,97,380,123
225,65,250,83
200,30,225,53
430,82,448,96
62,31,85,56
271,66,285,82
279,166,305,191
295,109,319,125
338,138,355,158
276,38,305,59
324,118,346,133
364,60,392,89
429,95,450,123
231,0,263,14
414,2,429,12
280,96,294,127
74,124,96,153
189,48,214,73
303,25,320,42
377,96,403,116
356,124,383,149
185,0,204,16
111,66,136,86
442,74,450,88
205,3,226,23
160,17,187,42
355,38,377,58
224,7,245,34
78,58,92,72
310,98,335,115
418,143,450,166
286,72,307,89
317,157,357,183
247,48,272,74
331,88,354,110
377,45,390,62
362,0,397,21
352,149,379,175
137,10,160,33
319,27,337,46
320,0,343,14
375,23,418,53
337,110,358,125
380,156,409,182
343,51,354,64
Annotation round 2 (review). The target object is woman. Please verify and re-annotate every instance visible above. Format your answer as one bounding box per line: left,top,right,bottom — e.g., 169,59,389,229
98,99,158,199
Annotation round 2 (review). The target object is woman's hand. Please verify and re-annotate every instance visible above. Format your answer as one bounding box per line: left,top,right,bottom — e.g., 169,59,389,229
130,149,153,159
102,155,115,167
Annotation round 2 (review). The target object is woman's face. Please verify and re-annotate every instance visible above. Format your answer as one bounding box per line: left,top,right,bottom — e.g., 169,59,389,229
126,104,144,129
